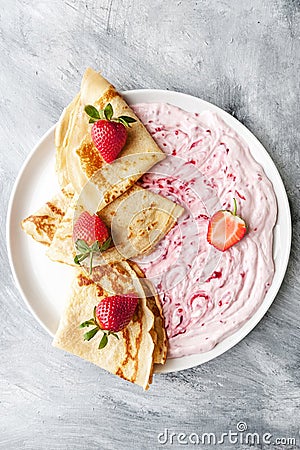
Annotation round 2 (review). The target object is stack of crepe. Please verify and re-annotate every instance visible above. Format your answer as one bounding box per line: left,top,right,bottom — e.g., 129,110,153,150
22,68,183,389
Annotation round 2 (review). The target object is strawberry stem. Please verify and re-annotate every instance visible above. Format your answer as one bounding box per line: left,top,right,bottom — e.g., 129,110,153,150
89,252,93,275
232,198,237,216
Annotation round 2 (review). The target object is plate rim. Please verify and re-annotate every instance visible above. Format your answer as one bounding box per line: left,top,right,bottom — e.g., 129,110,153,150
6,123,57,335
6,88,292,374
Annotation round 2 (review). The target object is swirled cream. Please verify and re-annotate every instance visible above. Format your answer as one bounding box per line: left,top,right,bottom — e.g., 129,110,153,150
131,103,277,358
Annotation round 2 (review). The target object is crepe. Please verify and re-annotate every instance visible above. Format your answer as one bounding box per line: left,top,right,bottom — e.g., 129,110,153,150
81,259,167,366
21,184,74,246
99,184,184,261
56,67,165,212
129,261,168,365
46,184,183,266
53,264,155,389
86,260,168,365
21,182,183,275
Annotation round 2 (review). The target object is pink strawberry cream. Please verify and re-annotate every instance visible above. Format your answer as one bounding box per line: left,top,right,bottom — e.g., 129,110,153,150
131,103,277,358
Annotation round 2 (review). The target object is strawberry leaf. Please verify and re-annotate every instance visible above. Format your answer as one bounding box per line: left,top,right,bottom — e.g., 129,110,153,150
74,253,89,265
75,239,90,253
99,237,112,252
110,332,119,340
118,115,137,124
91,241,100,252
116,119,127,128
74,238,111,275
99,333,108,349
104,103,113,121
117,115,137,128
85,105,100,120
93,306,97,323
83,327,99,341
74,255,81,265
77,253,89,262
79,319,95,328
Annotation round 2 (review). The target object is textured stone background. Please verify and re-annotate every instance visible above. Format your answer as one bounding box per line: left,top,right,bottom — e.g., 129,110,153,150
1,1,299,449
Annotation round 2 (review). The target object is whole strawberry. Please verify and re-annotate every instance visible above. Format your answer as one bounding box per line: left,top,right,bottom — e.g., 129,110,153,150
80,295,139,349
73,211,111,274
85,103,137,163
207,198,247,251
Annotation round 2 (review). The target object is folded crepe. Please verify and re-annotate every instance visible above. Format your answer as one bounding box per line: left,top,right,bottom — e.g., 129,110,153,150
21,184,74,246
129,261,168,365
53,263,157,389
80,260,168,366
22,183,183,268
56,67,165,212
47,184,184,266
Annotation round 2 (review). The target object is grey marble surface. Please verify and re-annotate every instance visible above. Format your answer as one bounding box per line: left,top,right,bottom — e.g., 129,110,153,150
1,1,299,449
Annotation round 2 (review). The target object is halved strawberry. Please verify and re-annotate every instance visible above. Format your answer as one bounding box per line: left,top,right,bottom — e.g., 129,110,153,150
207,198,247,251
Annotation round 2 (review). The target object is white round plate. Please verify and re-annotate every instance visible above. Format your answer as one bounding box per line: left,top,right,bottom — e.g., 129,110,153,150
7,90,291,374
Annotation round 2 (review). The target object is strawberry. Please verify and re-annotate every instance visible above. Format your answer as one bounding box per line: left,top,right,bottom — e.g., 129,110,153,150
92,120,127,163
84,103,137,163
79,295,139,349
73,211,109,246
207,198,247,251
73,211,111,274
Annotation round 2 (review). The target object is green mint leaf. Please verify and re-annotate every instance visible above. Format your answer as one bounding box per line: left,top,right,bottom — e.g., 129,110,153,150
89,118,97,124
79,319,95,328
84,105,100,120
83,327,99,341
99,333,108,349
99,236,112,252
104,103,113,121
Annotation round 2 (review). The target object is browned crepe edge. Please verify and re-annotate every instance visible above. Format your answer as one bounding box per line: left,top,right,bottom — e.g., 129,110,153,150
129,261,168,365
